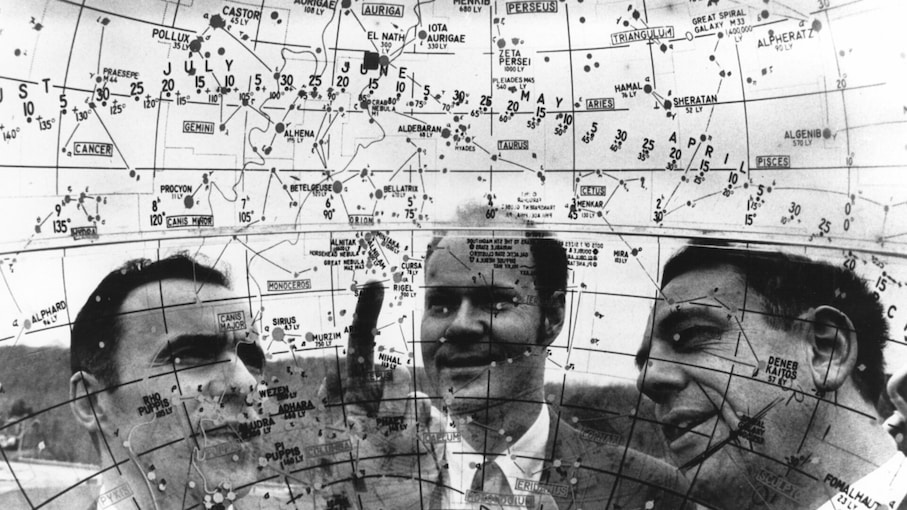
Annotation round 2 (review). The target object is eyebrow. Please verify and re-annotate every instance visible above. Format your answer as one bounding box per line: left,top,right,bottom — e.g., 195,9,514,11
156,333,265,370
422,284,516,290
423,285,522,304
634,306,726,369
654,305,727,338
157,334,227,360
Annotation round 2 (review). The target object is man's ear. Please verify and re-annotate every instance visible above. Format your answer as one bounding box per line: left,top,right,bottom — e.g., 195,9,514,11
70,371,106,433
806,306,859,392
540,291,566,346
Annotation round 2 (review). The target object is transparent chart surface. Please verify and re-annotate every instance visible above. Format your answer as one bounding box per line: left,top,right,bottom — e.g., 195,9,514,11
0,0,906,508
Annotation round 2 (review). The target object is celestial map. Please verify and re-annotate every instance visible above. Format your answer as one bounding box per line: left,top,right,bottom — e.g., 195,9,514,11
1,0,907,509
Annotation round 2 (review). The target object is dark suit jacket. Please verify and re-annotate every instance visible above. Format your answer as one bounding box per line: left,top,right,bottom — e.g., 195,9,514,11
316,404,701,510
389,407,701,510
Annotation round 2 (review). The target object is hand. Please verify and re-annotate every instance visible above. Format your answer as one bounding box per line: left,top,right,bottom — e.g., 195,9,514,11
338,281,442,464
884,365,907,452
260,282,442,509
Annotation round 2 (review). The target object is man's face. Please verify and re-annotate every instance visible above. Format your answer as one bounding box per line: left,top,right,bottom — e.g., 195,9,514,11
99,279,265,500
421,236,553,414
636,265,816,507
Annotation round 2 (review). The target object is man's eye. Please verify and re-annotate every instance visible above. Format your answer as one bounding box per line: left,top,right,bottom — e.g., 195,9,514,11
672,326,721,349
170,347,214,364
483,297,517,312
427,303,453,316
426,296,456,316
237,342,264,374
151,347,213,367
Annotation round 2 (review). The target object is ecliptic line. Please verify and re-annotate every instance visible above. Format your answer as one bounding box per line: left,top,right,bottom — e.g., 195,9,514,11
0,72,885,114
0,74,38,85
771,186,885,207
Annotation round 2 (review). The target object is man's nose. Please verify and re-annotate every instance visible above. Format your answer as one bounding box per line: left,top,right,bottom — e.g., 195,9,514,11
636,341,688,404
444,299,487,341
205,353,258,402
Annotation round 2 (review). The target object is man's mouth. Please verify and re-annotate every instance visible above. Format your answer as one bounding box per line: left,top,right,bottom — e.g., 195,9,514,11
660,411,717,444
441,355,495,368
200,421,242,442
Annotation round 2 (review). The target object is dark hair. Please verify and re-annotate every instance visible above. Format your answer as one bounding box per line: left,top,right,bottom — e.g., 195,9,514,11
662,242,888,404
70,254,230,388
424,203,568,307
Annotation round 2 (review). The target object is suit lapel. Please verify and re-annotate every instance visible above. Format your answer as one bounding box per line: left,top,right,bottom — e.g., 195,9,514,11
541,408,605,505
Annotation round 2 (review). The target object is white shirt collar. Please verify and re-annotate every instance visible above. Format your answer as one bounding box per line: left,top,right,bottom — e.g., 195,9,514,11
815,451,907,510
444,405,550,506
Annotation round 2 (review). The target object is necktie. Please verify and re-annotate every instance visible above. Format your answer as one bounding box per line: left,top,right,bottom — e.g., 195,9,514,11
471,460,513,502
428,459,448,510
431,458,516,509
